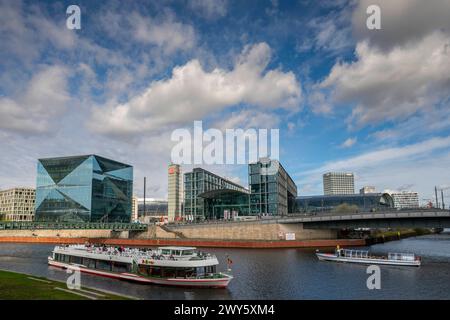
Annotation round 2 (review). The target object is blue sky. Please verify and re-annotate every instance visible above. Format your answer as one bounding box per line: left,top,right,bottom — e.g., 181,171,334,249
1,0,450,205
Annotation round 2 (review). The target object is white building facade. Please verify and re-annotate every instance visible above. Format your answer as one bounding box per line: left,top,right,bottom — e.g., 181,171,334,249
131,196,139,222
323,172,355,195
390,192,420,209
0,187,36,221
360,186,376,194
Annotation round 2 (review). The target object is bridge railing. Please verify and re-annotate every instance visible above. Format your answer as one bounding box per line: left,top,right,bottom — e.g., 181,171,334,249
0,221,148,231
278,209,450,223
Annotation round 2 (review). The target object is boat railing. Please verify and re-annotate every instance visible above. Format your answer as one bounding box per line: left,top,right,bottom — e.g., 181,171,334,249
341,249,369,259
139,254,217,263
54,245,217,262
388,252,415,261
55,245,152,258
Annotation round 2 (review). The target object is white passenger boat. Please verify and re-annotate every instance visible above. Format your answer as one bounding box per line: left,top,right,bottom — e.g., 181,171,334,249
48,244,233,288
316,247,421,267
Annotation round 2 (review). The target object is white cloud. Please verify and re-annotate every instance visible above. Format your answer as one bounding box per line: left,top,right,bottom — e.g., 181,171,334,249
296,4,353,54
308,90,333,115
320,31,450,126
128,12,196,54
340,137,357,148
313,0,450,131
298,136,450,203
188,0,228,19
352,0,450,51
0,65,70,134
89,42,301,137
307,136,450,174
213,109,281,131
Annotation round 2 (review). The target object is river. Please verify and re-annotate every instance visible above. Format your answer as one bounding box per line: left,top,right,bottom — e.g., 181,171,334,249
1,233,449,299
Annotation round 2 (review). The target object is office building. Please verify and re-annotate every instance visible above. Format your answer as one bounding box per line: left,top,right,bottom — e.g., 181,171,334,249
360,186,376,194
323,172,354,195
184,168,249,220
168,163,182,222
35,155,133,222
249,158,297,216
389,191,420,209
138,198,168,216
131,196,139,222
0,187,35,221
183,158,298,220
137,198,168,223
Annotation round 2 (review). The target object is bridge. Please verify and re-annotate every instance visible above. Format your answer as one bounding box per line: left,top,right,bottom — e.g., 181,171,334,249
0,221,148,232
277,210,450,229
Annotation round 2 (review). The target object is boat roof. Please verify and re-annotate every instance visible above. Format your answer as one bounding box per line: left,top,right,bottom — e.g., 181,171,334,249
158,246,197,251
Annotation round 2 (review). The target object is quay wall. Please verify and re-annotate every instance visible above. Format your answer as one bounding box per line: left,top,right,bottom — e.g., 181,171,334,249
0,236,365,248
0,222,337,241
0,221,350,248
165,221,338,241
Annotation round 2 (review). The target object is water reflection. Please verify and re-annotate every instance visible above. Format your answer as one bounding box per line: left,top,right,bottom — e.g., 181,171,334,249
0,233,449,299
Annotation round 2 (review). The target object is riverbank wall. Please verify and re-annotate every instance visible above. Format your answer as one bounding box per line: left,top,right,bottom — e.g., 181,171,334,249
0,236,365,248
366,228,435,245
0,221,338,241
0,220,365,248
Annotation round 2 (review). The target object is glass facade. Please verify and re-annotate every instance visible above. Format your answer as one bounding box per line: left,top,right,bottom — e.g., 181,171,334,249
184,168,248,220
138,200,168,217
249,159,297,216
295,193,394,213
183,159,298,219
35,155,133,222
199,189,250,219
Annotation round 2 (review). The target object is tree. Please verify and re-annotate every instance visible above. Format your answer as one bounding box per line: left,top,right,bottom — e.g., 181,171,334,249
333,203,359,213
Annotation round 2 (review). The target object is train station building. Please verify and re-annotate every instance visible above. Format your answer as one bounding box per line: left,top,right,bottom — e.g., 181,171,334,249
183,158,297,220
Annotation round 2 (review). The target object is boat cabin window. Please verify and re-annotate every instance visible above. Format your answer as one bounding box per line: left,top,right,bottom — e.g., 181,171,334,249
160,248,194,256
112,262,131,273
96,260,112,271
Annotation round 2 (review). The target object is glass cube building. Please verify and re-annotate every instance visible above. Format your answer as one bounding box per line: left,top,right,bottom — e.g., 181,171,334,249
34,155,133,222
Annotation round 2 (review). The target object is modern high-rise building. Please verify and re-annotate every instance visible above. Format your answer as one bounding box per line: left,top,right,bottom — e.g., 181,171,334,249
323,172,355,195
184,168,248,220
35,155,133,223
183,158,297,220
167,163,182,222
0,187,36,221
131,196,139,222
360,186,376,194
249,158,297,216
389,191,420,209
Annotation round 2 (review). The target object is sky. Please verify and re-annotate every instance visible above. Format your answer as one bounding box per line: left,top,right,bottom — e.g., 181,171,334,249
1,0,450,205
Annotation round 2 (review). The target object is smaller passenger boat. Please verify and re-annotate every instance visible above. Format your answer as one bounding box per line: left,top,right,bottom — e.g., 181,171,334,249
48,244,233,288
316,247,421,267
